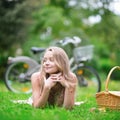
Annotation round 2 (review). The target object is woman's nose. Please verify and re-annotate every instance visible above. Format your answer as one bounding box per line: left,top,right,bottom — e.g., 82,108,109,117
44,60,50,65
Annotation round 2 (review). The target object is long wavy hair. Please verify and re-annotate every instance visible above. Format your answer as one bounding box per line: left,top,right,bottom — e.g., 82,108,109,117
39,46,72,84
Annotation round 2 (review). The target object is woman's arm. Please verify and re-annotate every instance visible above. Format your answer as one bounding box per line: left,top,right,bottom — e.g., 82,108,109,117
63,73,78,109
31,72,49,108
31,72,57,108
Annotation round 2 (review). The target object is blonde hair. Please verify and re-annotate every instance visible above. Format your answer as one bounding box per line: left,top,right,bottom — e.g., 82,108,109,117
39,46,72,82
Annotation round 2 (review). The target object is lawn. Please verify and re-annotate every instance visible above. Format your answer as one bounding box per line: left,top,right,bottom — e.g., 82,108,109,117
0,80,120,120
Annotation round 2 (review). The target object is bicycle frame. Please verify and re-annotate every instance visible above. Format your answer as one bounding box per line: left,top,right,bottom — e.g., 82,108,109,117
4,36,101,94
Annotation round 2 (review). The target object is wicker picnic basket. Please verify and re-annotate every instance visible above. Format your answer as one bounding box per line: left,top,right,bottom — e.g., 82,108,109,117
96,66,120,110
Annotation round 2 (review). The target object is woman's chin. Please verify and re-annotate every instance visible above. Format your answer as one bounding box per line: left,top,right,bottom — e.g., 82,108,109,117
46,71,60,74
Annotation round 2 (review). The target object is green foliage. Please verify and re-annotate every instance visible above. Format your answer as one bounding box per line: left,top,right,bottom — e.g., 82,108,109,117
0,0,28,50
31,6,67,36
29,5,87,39
0,0,30,78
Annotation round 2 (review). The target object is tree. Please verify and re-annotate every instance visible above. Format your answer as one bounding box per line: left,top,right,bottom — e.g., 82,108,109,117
0,0,30,78
0,0,27,50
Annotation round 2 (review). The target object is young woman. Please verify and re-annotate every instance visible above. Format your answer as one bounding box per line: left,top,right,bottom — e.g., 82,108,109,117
31,46,78,109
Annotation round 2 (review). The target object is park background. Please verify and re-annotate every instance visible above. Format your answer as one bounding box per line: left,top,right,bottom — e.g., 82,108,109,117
0,0,120,87
0,1,120,120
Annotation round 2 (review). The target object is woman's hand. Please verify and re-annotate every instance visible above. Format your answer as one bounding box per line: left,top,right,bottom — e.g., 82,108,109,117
58,76,69,88
52,74,69,88
44,73,62,89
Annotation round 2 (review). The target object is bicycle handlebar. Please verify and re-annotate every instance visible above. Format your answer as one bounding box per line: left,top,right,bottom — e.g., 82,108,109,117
31,36,82,54
56,36,81,46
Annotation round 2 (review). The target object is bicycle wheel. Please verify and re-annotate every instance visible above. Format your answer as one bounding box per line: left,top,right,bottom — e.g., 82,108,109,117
75,65,101,96
4,62,32,94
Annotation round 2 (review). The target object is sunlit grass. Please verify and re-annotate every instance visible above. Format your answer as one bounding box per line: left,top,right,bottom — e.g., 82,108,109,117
0,80,9,92
101,79,120,91
0,79,120,120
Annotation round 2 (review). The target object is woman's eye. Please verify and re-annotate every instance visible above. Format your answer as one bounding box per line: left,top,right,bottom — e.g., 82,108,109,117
43,58,46,63
50,57,54,61
43,57,54,63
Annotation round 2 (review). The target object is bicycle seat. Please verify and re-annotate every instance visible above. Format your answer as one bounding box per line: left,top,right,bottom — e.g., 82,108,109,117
31,47,46,54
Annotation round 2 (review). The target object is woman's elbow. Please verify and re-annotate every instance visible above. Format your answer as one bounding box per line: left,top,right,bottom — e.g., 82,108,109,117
63,103,74,110
32,102,39,108
32,102,45,109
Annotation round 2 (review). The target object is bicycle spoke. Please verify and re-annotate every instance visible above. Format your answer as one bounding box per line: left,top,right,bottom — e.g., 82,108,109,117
5,62,32,94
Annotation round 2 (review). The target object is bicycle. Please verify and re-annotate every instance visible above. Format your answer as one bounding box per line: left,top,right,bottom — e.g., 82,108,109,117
4,36,101,95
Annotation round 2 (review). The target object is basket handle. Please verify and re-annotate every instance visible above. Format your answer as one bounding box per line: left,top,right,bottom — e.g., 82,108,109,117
105,66,120,92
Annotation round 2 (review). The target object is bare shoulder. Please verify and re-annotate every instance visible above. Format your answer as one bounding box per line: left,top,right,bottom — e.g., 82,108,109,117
69,72,77,83
31,72,40,82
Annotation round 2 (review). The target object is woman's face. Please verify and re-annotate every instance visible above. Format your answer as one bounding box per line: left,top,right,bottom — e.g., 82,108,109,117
43,51,59,74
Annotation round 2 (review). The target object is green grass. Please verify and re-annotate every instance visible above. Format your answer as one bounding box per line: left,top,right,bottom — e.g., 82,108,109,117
0,80,120,120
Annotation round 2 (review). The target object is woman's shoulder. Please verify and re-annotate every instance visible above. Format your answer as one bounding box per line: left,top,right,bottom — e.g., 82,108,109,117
69,72,77,78
31,72,44,86
69,72,77,83
31,72,41,81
